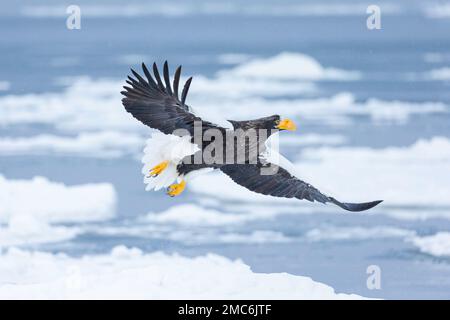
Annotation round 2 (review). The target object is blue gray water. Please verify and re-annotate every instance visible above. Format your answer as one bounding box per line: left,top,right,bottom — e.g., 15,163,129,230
1,0,450,299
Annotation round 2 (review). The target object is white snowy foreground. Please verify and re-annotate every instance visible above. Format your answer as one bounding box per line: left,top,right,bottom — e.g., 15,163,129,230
0,246,364,300
409,232,450,257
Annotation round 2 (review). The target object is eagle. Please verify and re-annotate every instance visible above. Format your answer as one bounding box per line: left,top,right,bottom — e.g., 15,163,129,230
121,61,382,212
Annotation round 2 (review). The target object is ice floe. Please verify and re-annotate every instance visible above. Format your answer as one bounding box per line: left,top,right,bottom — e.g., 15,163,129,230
0,175,116,224
222,52,361,80
0,54,447,131
0,175,116,247
144,203,312,226
192,93,447,127
0,131,144,158
0,246,364,299
409,232,450,257
0,78,136,132
296,137,450,208
0,215,80,247
424,67,450,81
280,133,346,147
305,226,415,242
144,204,250,226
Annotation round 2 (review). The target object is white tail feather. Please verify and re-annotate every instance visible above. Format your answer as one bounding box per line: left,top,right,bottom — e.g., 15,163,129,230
142,132,199,191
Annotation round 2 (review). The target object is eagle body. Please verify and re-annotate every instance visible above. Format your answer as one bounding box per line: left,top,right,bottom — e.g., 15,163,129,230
122,61,382,212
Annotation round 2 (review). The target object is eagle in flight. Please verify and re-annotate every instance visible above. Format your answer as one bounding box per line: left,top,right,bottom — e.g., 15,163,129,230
121,61,382,212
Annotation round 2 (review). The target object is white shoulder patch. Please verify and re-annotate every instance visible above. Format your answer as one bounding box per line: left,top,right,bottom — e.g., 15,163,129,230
261,132,299,177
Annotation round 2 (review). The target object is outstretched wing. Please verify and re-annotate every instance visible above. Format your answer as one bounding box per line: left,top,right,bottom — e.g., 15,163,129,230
220,161,382,212
121,61,219,135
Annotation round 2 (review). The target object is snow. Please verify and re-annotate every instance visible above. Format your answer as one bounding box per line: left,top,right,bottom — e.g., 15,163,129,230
0,216,80,247
409,232,450,257
280,133,346,147
0,131,144,158
305,226,415,242
301,136,450,164
0,77,138,132
297,137,450,208
424,67,450,81
165,230,292,245
223,52,360,80
92,223,293,245
0,175,116,247
144,203,309,226
0,56,447,132
192,93,447,127
0,175,117,224
0,246,364,299
145,204,249,226
191,74,316,99
210,231,291,244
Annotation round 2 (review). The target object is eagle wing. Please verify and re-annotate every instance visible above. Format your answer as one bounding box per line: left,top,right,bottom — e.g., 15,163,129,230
220,161,382,212
121,62,219,135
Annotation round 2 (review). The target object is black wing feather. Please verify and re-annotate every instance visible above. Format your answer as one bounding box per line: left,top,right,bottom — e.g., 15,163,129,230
220,162,382,212
181,77,192,106
121,62,219,135
163,61,173,95
152,62,165,92
173,66,181,100
141,63,159,89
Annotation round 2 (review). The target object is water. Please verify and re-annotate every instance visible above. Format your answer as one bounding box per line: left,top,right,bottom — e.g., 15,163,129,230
1,0,450,299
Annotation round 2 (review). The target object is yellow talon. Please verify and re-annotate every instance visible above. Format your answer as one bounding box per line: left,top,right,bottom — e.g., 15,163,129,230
167,180,186,197
149,160,169,177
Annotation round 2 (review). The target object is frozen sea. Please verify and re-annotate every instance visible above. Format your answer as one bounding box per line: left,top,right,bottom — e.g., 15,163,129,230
1,0,450,299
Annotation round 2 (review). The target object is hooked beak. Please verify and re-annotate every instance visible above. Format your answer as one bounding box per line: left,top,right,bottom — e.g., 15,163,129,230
276,118,297,131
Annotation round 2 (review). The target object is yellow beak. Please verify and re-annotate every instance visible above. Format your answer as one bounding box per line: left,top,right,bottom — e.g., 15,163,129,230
276,118,297,131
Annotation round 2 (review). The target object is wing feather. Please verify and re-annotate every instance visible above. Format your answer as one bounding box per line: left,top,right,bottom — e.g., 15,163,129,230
163,61,173,95
121,62,219,135
181,77,192,106
173,66,181,100
220,161,382,212
152,62,165,92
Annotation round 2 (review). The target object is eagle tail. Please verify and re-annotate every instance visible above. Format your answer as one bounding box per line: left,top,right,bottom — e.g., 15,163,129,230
329,198,383,212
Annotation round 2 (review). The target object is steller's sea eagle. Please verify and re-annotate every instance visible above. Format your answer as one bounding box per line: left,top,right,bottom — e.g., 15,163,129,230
121,61,382,212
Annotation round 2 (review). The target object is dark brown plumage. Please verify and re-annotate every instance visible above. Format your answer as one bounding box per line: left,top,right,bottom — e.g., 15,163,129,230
121,62,383,212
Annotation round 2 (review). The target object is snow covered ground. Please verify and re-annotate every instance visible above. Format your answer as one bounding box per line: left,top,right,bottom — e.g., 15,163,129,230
0,246,363,300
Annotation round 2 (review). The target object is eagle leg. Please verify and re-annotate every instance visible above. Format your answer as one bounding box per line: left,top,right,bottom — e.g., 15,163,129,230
148,160,169,178
167,180,186,197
